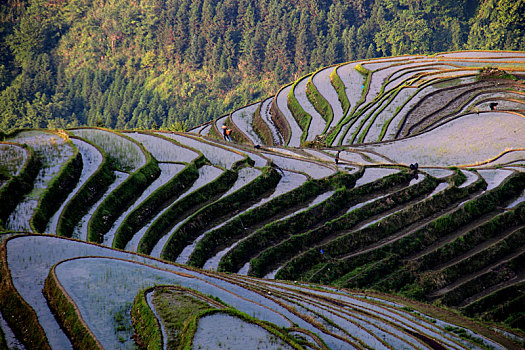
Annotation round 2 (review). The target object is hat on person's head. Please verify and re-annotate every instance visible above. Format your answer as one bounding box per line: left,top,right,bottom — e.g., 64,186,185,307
222,125,227,129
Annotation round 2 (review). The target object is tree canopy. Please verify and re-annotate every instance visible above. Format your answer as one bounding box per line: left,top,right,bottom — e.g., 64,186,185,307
0,0,521,131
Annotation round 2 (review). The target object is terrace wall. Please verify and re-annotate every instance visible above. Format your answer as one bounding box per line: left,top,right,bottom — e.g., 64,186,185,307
43,262,101,349
130,288,162,350
113,155,205,250
162,165,281,262
56,137,115,237
88,143,161,243
270,86,292,145
0,144,41,225
0,239,51,349
288,77,312,144
329,68,350,116
251,100,274,146
306,76,334,132
31,144,83,233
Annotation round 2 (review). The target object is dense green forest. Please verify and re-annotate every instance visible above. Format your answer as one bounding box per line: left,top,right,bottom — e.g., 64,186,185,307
0,0,523,131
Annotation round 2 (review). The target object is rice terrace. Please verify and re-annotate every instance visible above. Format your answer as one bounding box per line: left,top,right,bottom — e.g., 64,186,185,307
2,51,525,349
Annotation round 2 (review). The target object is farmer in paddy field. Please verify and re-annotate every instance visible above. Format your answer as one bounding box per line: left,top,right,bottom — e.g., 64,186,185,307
222,125,232,142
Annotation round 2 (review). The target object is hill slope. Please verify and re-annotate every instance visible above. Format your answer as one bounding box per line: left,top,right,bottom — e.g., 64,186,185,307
1,51,524,349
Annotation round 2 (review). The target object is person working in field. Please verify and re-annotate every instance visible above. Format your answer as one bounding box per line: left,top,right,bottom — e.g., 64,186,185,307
222,125,232,142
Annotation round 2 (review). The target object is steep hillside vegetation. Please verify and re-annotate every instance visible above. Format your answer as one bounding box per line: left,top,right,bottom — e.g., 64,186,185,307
0,0,524,132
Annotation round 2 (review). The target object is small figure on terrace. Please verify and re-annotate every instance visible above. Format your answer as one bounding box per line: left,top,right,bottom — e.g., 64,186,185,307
335,151,340,165
409,163,418,171
489,102,498,111
222,125,232,142
272,163,285,176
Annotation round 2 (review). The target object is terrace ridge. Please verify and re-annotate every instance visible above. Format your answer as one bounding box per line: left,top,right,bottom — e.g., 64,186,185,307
0,143,41,226
43,260,102,349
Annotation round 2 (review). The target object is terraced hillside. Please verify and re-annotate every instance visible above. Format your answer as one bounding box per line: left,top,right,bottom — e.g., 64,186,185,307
1,51,524,349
